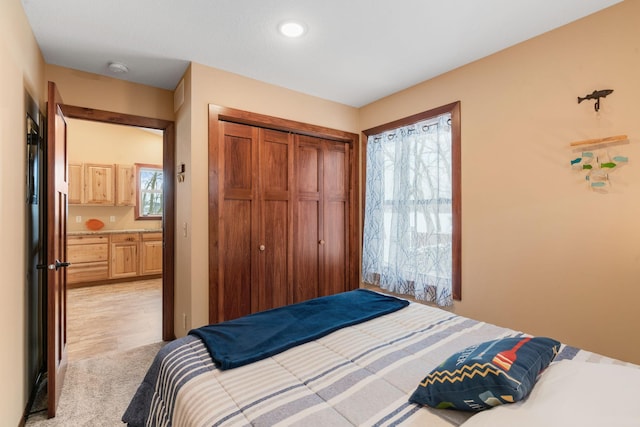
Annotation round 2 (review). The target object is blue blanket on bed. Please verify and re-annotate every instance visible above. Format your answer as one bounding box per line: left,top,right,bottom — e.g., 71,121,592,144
189,289,409,370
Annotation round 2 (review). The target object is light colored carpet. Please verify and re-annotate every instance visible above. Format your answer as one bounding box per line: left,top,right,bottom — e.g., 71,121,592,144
26,341,165,426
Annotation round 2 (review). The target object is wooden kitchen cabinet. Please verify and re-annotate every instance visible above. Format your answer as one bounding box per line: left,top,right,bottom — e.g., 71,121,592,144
84,163,115,205
69,163,136,206
68,163,84,204
67,231,163,286
140,232,163,275
110,233,139,279
67,234,109,284
115,164,136,206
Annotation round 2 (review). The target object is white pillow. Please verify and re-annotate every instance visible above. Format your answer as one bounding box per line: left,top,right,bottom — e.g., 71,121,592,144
460,360,640,427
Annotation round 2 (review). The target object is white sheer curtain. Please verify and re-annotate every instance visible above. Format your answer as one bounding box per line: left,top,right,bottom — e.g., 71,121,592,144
362,113,453,306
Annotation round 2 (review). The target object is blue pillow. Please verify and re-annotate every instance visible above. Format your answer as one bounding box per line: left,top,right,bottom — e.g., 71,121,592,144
409,336,560,411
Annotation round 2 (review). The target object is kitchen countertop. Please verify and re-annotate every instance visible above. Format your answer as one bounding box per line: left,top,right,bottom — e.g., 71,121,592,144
68,229,162,236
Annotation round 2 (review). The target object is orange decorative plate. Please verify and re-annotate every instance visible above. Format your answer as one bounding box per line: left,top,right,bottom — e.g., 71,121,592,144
85,218,105,231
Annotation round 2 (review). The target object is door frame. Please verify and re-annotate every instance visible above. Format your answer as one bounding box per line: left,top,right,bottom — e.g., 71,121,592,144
60,104,175,340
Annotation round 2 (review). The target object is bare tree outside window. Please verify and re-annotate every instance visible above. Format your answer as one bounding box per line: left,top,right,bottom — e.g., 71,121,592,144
135,163,163,219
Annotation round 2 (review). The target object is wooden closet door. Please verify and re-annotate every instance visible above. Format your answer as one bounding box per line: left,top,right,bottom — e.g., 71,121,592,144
209,105,360,324
294,137,323,302
257,129,293,312
218,122,259,321
294,135,350,302
215,123,292,321
322,141,350,297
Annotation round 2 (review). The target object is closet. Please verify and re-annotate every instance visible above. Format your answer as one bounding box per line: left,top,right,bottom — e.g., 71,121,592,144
209,106,359,323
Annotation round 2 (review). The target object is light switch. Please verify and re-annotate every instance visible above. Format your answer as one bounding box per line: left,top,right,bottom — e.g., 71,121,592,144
110,216,116,222
75,216,82,223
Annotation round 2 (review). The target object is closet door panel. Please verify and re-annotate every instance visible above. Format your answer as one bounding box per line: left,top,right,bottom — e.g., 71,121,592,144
258,129,292,311
222,200,253,321
323,144,347,195
297,144,320,193
218,122,259,321
294,138,322,303
261,200,289,310
322,142,350,296
294,200,321,302
224,125,254,193
322,200,347,296
261,130,290,192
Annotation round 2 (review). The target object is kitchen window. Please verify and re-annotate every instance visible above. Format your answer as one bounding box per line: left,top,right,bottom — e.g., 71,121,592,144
135,163,163,219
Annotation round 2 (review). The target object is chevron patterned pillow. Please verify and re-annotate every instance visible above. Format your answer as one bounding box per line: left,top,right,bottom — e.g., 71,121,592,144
409,336,560,412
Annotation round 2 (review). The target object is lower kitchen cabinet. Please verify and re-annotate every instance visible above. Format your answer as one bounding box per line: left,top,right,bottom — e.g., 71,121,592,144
67,231,163,286
140,232,163,275
67,235,109,284
110,233,140,279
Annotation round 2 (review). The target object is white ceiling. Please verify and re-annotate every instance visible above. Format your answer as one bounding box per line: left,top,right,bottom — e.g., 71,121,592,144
21,0,621,108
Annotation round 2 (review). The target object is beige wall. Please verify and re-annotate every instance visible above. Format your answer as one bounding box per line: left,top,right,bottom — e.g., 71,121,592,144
67,118,163,232
45,64,175,121
174,67,193,336
174,63,361,335
0,0,45,423
360,1,640,364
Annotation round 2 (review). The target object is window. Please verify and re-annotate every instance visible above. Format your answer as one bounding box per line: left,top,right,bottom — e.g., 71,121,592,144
135,163,163,220
362,102,461,305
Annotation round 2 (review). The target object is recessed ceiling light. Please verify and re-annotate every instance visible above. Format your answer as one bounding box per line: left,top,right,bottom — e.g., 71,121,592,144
278,21,306,38
108,61,129,74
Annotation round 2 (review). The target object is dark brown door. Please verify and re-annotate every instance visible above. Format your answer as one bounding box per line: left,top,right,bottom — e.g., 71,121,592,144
218,122,257,321
321,140,350,296
209,105,360,324
257,129,293,311
294,136,350,302
215,122,293,321
294,137,323,302
46,81,69,417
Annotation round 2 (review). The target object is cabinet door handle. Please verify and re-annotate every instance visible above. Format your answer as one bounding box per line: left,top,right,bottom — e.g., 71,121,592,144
319,240,325,245
259,244,266,251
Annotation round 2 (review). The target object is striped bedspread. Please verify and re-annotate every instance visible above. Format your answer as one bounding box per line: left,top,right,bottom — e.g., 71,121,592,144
123,299,631,427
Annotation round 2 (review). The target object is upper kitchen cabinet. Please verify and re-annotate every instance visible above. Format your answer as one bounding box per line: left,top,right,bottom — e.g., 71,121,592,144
69,163,138,206
68,163,84,204
115,164,136,206
84,163,115,205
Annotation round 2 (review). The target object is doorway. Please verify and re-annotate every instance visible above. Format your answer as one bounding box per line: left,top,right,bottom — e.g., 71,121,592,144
60,105,175,343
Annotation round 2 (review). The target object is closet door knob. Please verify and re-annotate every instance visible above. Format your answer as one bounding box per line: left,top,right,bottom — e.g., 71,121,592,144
319,240,325,245
259,244,266,251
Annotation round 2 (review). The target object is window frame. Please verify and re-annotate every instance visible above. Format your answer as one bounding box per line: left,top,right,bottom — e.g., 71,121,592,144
134,163,164,220
362,101,461,300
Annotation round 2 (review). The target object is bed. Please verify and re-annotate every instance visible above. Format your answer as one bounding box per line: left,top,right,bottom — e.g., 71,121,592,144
123,289,640,427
